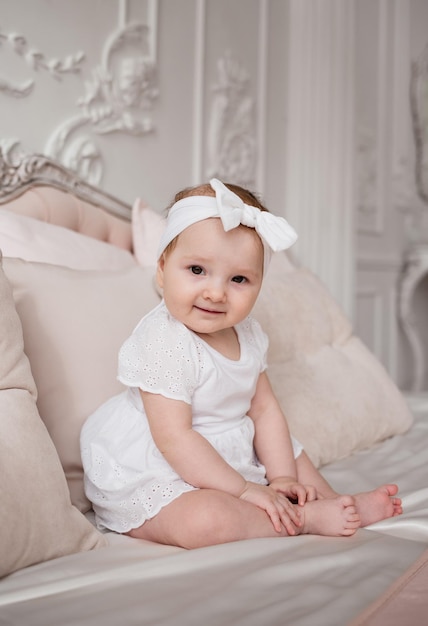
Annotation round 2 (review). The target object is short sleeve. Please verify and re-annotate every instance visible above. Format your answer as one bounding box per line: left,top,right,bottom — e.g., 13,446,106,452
117,306,201,404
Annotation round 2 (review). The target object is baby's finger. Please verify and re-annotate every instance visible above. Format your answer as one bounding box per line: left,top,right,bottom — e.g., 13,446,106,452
286,484,307,507
278,509,299,536
306,485,317,502
279,497,301,527
266,506,283,533
295,485,308,506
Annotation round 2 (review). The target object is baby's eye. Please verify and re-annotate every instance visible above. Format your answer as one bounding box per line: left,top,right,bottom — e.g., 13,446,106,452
190,265,204,275
232,275,247,284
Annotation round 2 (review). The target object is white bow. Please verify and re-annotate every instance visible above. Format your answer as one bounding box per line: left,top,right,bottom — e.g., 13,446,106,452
210,178,297,252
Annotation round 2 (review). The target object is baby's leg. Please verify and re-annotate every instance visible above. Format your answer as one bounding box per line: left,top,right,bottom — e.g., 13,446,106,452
127,489,290,548
126,488,360,549
295,451,402,526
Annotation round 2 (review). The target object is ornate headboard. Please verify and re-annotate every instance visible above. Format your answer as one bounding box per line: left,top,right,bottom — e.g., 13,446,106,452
0,142,131,220
0,142,133,249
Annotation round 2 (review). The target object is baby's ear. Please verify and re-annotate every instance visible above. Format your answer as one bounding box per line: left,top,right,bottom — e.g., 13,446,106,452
156,255,165,289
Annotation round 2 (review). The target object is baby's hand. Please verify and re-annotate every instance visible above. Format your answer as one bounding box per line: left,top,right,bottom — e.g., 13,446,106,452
239,481,302,534
269,476,317,506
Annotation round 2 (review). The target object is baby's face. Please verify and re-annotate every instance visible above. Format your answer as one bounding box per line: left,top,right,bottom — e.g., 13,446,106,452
157,217,264,337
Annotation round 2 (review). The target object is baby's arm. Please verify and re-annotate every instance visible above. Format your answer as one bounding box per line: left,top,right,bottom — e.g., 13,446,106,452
248,372,317,505
141,390,301,533
141,390,246,495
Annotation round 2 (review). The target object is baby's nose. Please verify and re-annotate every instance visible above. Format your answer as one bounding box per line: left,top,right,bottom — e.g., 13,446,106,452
203,281,226,302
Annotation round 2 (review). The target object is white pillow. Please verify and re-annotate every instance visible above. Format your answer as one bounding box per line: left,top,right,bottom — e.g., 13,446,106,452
0,209,136,270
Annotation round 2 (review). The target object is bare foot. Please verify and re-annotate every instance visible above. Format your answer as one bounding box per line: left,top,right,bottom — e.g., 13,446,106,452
300,495,361,537
354,484,402,526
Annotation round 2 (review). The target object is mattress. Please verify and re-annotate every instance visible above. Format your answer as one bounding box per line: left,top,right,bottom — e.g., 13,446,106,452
0,396,427,626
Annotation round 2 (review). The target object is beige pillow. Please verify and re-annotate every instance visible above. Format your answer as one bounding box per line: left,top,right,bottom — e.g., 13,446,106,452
0,257,106,577
253,253,413,467
3,257,161,513
0,209,136,270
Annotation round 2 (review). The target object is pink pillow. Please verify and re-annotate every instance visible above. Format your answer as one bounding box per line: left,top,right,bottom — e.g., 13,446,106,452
0,209,136,270
132,198,166,267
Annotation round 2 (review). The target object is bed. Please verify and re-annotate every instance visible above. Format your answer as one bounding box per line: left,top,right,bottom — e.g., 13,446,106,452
0,145,427,626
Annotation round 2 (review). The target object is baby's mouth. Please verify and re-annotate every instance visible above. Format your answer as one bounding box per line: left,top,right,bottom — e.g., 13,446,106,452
194,305,224,315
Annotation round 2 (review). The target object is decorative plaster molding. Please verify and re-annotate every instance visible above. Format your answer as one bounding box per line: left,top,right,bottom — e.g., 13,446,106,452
393,154,428,244
80,23,158,135
357,253,402,272
411,42,428,205
45,21,158,186
206,52,256,187
357,126,377,216
398,243,428,392
0,28,84,98
0,77,33,98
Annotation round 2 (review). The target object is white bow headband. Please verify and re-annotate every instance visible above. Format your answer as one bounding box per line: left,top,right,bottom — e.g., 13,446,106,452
157,178,298,270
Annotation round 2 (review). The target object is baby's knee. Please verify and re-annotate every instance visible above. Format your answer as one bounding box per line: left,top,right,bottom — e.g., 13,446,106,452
181,491,245,548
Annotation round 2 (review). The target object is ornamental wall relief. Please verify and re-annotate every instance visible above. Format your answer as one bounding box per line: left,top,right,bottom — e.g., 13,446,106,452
0,12,158,187
45,21,158,185
0,28,84,97
411,42,428,208
206,52,256,187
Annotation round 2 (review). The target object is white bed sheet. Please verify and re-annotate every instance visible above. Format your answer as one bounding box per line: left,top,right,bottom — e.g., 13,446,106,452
1,396,427,626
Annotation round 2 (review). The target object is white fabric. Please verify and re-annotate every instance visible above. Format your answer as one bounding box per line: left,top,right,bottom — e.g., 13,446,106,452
3,405,428,626
157,179,298,273
81,302,303,533
210,178,298,252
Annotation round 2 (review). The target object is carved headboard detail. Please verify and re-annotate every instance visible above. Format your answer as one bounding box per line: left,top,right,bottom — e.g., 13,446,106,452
0,141,131,221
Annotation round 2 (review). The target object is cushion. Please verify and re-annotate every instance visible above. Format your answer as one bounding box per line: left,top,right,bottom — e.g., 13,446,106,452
3,257,161,513
2,186,132,249
0,255,106,577
0,209,136,270
252,253,414,467
132,198,166,267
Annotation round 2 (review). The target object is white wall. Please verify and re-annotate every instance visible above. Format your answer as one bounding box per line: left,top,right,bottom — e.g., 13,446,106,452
0,0,427,390
354,0,428,390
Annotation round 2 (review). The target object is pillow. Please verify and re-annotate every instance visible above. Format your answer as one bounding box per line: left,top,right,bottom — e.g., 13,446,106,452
0,256,106,577
3,257,161,513
0,209,136,270
3,186,133,250
132,198,166,267
253,252,414,467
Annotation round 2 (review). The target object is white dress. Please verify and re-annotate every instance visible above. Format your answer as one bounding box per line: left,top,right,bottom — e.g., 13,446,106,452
81,301,303,533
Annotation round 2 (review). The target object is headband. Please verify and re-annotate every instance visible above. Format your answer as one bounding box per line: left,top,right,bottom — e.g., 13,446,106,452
157,178,298,272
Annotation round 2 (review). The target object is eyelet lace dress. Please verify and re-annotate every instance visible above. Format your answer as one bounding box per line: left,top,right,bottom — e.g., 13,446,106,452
80,301,301,533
